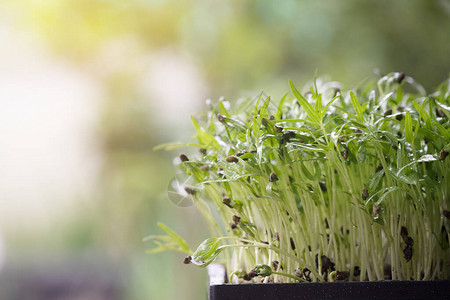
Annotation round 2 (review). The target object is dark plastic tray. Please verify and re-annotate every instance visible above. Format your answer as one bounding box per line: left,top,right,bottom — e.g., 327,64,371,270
207,264,450,300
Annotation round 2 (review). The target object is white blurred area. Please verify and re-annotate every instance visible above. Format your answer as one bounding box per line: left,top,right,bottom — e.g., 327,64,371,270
0,17,206,262
142,50,207,137
0,22,102,237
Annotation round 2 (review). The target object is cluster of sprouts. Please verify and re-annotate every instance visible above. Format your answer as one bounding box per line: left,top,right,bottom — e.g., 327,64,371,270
148,73,450,283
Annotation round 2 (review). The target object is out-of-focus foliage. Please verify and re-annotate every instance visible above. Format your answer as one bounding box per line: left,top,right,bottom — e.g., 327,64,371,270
8,0,450,95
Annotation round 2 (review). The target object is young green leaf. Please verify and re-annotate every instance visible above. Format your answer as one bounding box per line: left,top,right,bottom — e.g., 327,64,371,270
367,170,384,193
365,186,402,206
191,116,221,151
396,154,438,176
395,85,403,104
157,222,191,253
252,92,264,120
191,238,222,267
314,93,322,115
412,101,430,123
289,80,320,125
404,111,413,145
253,264,273,276
146,240,177,254
276,93,288,120
350,92,365,122
322,95,340,119
386,167,417,185
144,223,191,255
218,100,231,117
434,122,450,142
253,96,271,140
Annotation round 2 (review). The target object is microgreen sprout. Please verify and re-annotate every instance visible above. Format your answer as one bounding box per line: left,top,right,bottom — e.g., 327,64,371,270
148,73,450,283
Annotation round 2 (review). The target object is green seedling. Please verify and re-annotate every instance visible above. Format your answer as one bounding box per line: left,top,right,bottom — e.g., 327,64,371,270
147,72,450,283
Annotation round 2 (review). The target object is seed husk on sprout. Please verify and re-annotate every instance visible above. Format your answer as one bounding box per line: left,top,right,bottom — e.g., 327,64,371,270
439,149,449,161
290,237,296,250
226,156,238,163
396,72,405,84
375,164,383,172
400,226,409,239
269,172,279,182
444,210,450,219
272,260,279,271
335,271,349,281
184,256,192,264
302,268,311,282
261,118,268,127
373,203,381,215
217,113,226,122
436,108,445,118
361,188,369,201
403,245,413,262
236,150,247,157
280,131,296,144
274,125,283,133
179,153,189,162
222,197,233,208
184,187,195,195
275,232,280,241
341,149,349,160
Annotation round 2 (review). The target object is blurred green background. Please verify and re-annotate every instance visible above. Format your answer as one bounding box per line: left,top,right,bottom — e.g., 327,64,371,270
0,0,448,299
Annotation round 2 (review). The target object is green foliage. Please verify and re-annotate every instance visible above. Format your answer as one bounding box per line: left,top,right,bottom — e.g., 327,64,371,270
154,73,450,283
253,264,272,277
144,222,191,255
190,238,223,267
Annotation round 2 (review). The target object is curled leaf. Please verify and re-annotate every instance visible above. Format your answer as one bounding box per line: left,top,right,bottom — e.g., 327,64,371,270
253,264,273,277
191,238,223,267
